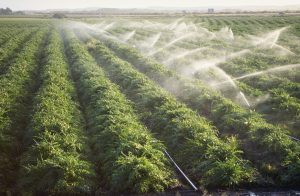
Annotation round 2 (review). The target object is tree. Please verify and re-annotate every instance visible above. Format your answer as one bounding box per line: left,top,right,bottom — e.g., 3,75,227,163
52,13,67,19
0,7,12,15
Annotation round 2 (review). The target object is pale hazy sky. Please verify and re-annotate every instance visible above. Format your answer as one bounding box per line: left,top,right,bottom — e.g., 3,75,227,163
1,0,300,10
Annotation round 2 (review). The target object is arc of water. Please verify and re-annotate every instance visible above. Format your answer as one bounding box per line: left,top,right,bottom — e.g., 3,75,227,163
148,32,196,56
103,22,115,30
270,27,288,48
150,32,162,47
218,26,235,40
214,64,300,86
207,66,251,108
189,49,251,73
164,47,209,64
187,22,198,32
167,18,184,30
180,49,252,108
247,26,293,54
273,44,295,55
91,21,105,29
239,91,251,107
123,30,136,42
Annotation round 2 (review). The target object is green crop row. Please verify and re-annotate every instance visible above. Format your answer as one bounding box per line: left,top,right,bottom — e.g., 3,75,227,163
82,31,255,188
220,54,300,99
63,29,177,194
264,89,300,133
236,80,300,137
0,28,48,191
0,20,50,28
0,28,38,75
95,35,300,185
18,29,95,194
0,27,23,45
240,76,300,99
213,51,300,136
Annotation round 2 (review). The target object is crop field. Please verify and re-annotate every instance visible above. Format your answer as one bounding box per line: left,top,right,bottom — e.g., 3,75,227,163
0,15,300,195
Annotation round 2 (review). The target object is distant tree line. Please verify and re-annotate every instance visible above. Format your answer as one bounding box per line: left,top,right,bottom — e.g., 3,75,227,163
0,7,12,15
52,13,67,19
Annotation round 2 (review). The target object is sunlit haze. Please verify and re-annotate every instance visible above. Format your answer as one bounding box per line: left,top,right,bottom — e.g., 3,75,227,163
1,0,300,10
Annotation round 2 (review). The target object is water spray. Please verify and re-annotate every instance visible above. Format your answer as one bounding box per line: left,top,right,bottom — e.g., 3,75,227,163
149,32,162,47
164,47,208,64
123,30,136,42
247,26,294,54
148,32,196,56
239,91,251,107
214,64,300,86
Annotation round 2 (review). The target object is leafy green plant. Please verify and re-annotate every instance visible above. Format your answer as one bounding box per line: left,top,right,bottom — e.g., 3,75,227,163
92,33,300,184
18,30,95,194
0,28,48,192
80,32,255,187
63,29,178,193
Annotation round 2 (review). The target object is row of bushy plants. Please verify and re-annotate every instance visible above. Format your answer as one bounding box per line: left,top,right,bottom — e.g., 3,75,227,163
220,55,300,99
241,75,300,99
81,32,255,188
0,20,49,29
0,27,23,45
18,29,95,194
237,81,300,137
0,28,38,75
95,35,300,185
151,39,300,126
266,89,300,133
63,29,178,194
210,50,300,136
0,28,48,192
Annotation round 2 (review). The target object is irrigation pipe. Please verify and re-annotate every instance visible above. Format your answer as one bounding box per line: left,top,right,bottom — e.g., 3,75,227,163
289,135,300,142
164,150,198,191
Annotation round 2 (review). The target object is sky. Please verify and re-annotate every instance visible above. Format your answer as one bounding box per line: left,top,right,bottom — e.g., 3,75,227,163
1,0,300,10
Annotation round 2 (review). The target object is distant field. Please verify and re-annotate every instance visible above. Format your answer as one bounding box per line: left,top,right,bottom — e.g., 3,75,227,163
0,15,299,195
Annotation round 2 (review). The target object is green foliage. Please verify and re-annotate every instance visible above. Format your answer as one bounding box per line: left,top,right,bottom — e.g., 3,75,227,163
0,28,48,191
95,33,300,185
82,33,255,187
0,7,12,15
64,29,177,193
1,16,300,193
18,30,95,194
52,13,67,19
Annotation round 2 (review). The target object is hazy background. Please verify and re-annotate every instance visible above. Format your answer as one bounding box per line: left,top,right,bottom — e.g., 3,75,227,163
1,0,300,10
